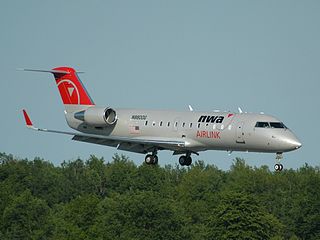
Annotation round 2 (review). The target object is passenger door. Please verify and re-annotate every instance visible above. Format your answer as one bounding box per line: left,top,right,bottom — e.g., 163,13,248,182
236,122,245,144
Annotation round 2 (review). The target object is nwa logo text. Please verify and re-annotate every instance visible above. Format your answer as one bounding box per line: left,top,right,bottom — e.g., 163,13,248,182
198,115,224,124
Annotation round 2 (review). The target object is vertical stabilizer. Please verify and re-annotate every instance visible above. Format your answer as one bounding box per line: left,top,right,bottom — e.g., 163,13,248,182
22,66,95,129
51,67,94,106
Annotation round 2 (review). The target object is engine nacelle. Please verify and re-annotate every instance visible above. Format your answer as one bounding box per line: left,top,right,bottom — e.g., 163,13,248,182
74,107,117,126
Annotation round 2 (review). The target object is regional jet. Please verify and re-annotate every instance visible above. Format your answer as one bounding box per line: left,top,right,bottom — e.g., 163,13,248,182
22,67,302,171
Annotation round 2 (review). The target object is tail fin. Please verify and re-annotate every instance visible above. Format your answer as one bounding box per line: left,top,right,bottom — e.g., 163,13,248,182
22,67,94,106
52,67,94,106
21,67,95,130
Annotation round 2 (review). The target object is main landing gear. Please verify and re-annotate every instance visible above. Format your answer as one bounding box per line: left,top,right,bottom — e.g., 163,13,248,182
179,153,192,166
274,152,284,172
144,151,193,166
144,150,158,165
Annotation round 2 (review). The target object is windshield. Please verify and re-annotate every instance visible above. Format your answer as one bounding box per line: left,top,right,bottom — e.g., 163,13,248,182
270,122,287,129
255,122,287,129
255,122,270,128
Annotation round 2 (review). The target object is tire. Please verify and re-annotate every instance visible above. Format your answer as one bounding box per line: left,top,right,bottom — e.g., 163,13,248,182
179,156,186,166
145,154,153,164
153,155,158,165
279,164,283,171
186,156,192,166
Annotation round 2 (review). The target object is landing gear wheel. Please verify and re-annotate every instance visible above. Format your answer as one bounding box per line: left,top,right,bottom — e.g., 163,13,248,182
279,164,283,171
153,155,158,165
274,153,284,172
274,163,284,172
145,154,153,165
144,154,158,165
179,156,186,166
185,156,192,166
179,155,192,166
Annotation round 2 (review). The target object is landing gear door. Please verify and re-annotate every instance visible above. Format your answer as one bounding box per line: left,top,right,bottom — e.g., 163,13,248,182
236,122,245,144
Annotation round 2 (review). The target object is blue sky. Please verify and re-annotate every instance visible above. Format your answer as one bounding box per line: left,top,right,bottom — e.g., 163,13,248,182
1,0,319,170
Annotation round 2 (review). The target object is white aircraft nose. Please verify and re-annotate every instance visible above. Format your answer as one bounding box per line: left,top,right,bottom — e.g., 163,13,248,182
283,134,302,151
289,139,302,149
294,141,302,149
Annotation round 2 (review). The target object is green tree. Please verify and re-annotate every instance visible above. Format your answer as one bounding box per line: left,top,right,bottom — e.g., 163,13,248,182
2,190,50,239
91,191,185,240
47,194,100,240
291,165,320,240
176,161,225,239
104,154,137,194
86,155,108,196
206,191,283,240
1,152,320,239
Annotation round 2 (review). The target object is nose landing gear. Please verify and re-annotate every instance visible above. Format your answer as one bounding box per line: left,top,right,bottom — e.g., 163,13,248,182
274,153,284,172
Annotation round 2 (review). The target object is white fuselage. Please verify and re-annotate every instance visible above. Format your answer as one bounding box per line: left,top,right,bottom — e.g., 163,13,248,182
66,107,301,154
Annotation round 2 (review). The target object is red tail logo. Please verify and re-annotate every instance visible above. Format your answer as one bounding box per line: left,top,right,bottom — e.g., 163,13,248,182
52,67,94,105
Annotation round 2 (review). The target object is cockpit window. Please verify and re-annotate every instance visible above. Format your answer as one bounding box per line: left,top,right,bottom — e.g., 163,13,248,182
255,122,270,128
270,122,287,129
255,122,287,129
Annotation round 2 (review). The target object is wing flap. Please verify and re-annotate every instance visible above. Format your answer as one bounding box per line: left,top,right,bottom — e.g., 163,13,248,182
72,135,119,148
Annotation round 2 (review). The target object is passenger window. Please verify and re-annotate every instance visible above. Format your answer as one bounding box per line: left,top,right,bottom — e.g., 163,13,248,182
255,122,270,128
198,123,200,128
175,122,178,127
167,122,170,127
160,121,163,127
145,121,148,126
152,121,156,126
190,123,193,128
182,122,185,128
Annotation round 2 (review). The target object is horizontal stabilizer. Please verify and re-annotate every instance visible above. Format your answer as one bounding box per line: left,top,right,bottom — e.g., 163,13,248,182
20,66,92,105
18,68,84,74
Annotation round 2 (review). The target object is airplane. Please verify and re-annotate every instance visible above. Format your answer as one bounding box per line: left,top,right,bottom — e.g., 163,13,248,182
21,66,302,171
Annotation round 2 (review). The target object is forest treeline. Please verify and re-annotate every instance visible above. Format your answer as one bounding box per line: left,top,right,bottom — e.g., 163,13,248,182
0,152,319,240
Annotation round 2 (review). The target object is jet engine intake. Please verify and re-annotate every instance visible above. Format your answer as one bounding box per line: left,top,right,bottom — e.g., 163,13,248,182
74,107,117,126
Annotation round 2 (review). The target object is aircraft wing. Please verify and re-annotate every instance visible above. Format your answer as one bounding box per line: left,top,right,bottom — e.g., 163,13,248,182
22,110,186,154
72,135,185,154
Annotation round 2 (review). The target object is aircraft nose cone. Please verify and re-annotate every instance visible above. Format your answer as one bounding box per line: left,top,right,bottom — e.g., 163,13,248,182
274,130,302,152
293,141,302,149
284,134,302,151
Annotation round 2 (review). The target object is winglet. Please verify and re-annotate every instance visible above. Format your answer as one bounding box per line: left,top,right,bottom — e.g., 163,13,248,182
22,109,33,128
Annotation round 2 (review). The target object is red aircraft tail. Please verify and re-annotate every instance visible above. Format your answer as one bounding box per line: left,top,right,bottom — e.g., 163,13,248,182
21,66,95,107
51,67,94,106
